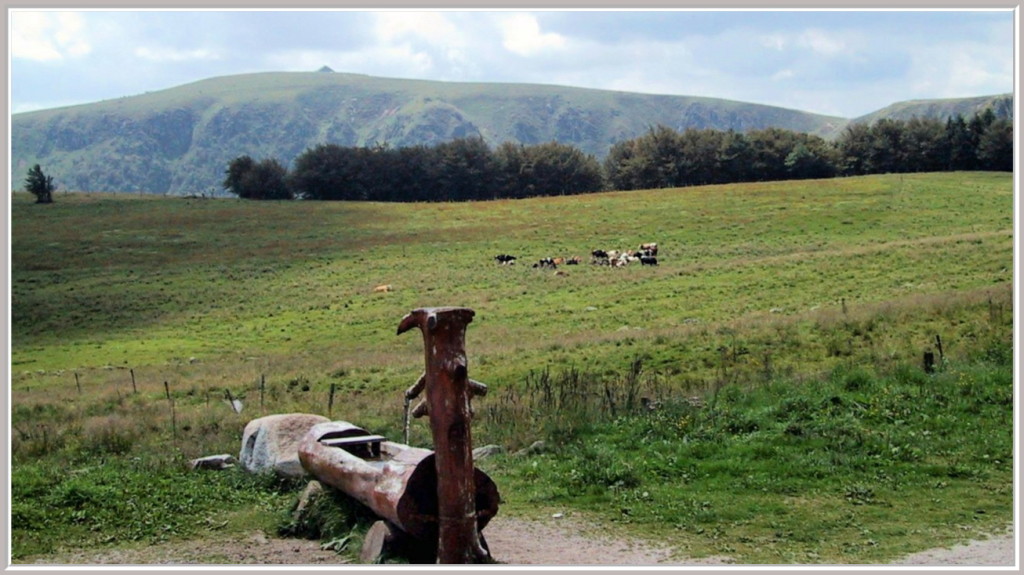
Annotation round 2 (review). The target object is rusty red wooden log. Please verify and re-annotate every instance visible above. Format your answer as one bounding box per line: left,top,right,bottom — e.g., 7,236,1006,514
397,307,491,564
297,420,499,552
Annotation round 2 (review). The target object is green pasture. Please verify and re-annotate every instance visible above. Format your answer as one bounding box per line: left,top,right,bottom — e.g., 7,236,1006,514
9,171,1014,563
11,172,1011,376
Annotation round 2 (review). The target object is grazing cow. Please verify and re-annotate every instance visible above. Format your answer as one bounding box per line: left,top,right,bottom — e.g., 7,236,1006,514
612,253,635,267
373,284,392,293
494,254,517,265
592,249,609,259
533,257,558,269
566,256,582,265
552,257,566,266
639,242,658,256
640,255,658,266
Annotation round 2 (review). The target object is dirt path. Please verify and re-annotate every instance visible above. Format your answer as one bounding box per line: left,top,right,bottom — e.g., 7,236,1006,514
890,530,1016,566
22,516,1016,566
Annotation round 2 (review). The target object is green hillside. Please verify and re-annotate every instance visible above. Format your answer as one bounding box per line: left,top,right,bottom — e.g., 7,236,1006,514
12,71,1012,197
13,71,849,195
851,93,1013,126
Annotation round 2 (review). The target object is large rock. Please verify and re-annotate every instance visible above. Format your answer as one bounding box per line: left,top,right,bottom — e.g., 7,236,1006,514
472,444,505,459
239,413,330,478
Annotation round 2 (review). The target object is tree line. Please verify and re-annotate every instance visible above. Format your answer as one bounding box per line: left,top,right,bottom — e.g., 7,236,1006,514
223,109,1012,201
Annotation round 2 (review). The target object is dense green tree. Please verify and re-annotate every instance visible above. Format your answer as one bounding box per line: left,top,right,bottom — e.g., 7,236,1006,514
390,145,442,202
976,118,1013,172
835,123,874,176
945,115,977,171
677,128,725,185
603,139,648,191
901,117,948,173
526,142,605,196
222,104,1008,203
784,140,837,180
223,156,291,199
868,118,906,174
637,126,685,188
288,144,369,200
434,137,498,201
24,164,55,204
717,131,754,183
494,142,532,198
746,128,804,181
223,155,255,195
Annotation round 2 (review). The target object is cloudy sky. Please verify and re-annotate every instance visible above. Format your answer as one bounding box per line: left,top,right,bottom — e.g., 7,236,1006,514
8,8,1016,118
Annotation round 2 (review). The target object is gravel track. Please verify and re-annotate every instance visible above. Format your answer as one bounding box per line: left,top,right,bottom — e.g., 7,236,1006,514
21,516,1016,567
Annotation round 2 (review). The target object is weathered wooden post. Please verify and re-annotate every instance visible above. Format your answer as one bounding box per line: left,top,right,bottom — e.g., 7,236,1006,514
923,350,936,374
397,307,490,564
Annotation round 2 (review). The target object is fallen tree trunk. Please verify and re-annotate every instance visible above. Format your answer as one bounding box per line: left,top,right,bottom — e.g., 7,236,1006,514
297,420,500,555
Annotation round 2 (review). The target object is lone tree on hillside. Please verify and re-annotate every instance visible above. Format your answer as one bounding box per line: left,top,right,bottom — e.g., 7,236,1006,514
223,156,292,200
25,164,55,204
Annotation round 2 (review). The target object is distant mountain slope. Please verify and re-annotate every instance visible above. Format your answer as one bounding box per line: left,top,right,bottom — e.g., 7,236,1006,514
8,71,1009,195
850,93,1013,126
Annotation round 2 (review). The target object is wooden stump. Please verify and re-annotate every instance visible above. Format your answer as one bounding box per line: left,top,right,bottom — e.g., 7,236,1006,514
359,521,394,563
360,520,437,564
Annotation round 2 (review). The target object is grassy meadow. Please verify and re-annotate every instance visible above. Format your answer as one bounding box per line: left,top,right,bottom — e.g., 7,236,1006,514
8,172,1015,563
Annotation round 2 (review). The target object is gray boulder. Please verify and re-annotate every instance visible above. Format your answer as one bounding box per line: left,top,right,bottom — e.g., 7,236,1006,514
292,480,325,525
239,413,330,478
514,440,547,457
472,444,505,459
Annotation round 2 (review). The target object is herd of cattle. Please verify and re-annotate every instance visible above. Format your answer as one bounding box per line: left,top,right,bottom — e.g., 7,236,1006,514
373,243,658,293
494,242,659,270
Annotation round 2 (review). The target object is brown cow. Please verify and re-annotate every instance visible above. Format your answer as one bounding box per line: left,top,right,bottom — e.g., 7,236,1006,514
639,242,658,256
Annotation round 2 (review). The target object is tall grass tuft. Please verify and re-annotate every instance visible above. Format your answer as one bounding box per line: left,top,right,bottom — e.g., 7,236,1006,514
478,356,670,450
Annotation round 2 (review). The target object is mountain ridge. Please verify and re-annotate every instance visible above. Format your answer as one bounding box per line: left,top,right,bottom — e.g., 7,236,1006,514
10,70,1012,195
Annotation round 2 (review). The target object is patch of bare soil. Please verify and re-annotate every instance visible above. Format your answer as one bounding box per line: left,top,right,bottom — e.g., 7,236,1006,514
889,529,1016,566
22,518,1016,567
483,514,727,566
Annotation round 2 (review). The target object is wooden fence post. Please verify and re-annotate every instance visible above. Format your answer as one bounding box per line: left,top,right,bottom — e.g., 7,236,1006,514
165,381,177,441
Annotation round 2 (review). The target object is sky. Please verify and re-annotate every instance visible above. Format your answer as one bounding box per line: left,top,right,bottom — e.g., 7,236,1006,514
7,8,1017,119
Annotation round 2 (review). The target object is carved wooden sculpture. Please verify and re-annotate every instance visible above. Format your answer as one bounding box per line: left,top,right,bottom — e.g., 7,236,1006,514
398,307,490,564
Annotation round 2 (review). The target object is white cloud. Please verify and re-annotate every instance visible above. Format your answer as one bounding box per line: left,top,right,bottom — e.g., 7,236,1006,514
374,11,459,46
910,40,1013,99
759,33,787,51
366,11,477,78
757,27,847,58
344,45,436,77
500,13,566,57
772,69,796,81
7,11,1014,120
797,28,846,56
11,11,91,61
134,46,218,63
